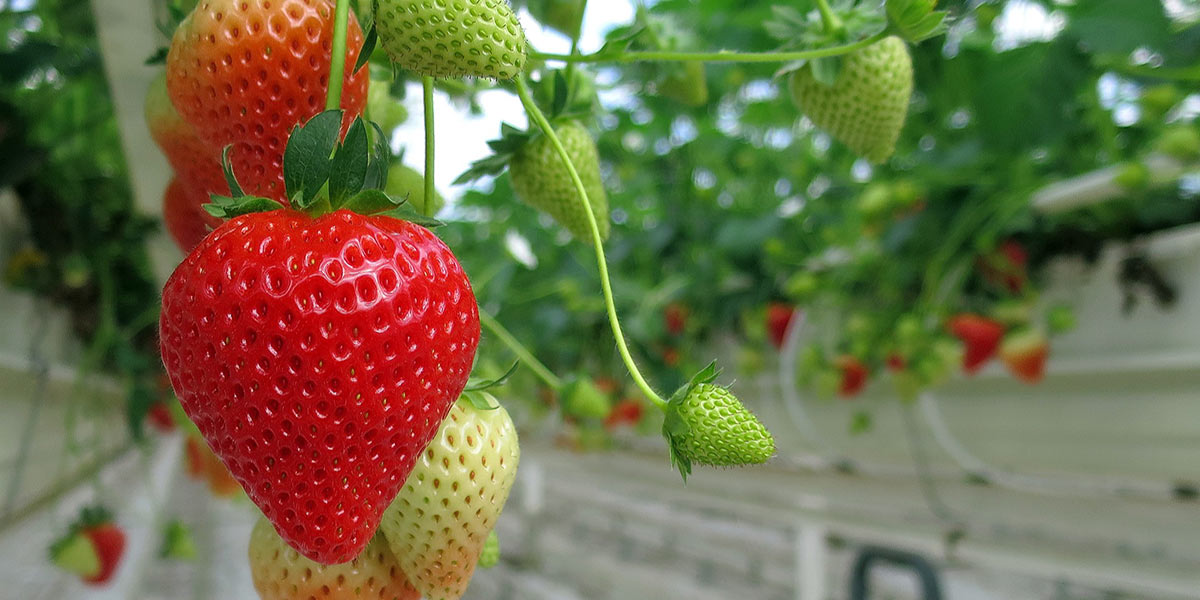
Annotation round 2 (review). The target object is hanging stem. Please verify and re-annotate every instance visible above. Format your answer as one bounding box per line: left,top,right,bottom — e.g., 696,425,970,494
565,0,588,83
479,310,564,391
813,0,845,36
530,32,885,64
325,0,353,110
514,77,666,410
422,76,436,216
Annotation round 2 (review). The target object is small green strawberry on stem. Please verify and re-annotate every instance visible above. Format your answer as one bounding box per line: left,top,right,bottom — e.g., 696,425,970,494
606,7,710,107
373,0,527,80
662,362,775,480
159,520,198,561
457,70,609,242
49,506,126,586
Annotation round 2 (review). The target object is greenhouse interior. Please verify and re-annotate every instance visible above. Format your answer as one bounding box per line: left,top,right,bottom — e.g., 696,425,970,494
1,0,1198,598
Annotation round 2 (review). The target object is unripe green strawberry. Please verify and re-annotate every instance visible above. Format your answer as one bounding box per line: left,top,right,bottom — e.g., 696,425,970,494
379,395,520,600
662,364,774,478
509,121,610,241
387,162,445,215
789,36,913,163
374,0,527,80
562,377,611,421
659,62,709,106
528,0,584,38
248,517,420,600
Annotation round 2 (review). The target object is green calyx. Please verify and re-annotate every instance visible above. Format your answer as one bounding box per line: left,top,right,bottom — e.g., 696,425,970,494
661,362,775,480
478,530,501,568
205,110,442,228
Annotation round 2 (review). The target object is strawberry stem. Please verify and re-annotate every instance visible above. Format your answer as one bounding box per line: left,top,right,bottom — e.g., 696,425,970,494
422,76,436,216
813,0,845,36
325,0,352,110
479,309,564,391
514,77,667,411
529,32,887,64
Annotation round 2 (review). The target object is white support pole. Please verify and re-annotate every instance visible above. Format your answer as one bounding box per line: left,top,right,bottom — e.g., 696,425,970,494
795,522,827,600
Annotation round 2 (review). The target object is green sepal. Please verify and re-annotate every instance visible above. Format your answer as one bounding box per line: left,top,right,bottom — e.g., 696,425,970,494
455,121,536,184
220,146,245,198
376,203,445,228
661,361,721,481
159,520,198,561
328,118,369,206
50,533,101,577
340,189,403,214
283,110,344,209
464,361,520,393
363,121,392,191
767,3,886,76
885,0,948,43
478,530,501,568
204,194,285,219
461,391,500,411
144,47,169,66
355,23,378,74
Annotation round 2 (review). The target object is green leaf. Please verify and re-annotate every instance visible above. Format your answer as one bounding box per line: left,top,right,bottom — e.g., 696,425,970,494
203,194,285,219
329,118,369,207
144,47,169,66
340,188,403,214
462,391,500,411
220,146,245,198
355,23,377,74
283,110,343,208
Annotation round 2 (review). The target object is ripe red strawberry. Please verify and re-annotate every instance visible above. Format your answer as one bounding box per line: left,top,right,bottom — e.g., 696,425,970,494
249,516,421,600
1000,329,1049,384
766,303,797,350
885,353,907,372
835,355,869,398
166,0,369,201
604,398,644,430
947,314,1006,374
49,507,126,586
379,395,519,600
159,209,480,564
664,302,689,336
163,177,219,252
146,401,176,432
145,73,228,196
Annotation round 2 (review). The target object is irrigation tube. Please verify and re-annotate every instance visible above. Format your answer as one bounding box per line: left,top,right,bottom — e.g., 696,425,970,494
776,309,842,462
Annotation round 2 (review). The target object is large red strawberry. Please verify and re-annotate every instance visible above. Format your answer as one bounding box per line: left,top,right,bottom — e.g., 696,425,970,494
249,516,421,600
145,73,227,193
159,209,480,564
165,0,369,201
49,507,126,586
947,313,1006,374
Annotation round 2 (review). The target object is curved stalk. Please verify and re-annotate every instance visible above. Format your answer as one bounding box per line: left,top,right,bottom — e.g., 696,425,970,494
513,77,666,410
479,310,564,391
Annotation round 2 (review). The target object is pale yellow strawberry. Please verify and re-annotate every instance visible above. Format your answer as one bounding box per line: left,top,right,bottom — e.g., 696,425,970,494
378,395,520,600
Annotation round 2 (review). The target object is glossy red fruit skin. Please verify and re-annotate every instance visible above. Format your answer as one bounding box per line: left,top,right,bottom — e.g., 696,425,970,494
766,303,796,350
81,524,126,586
836,355,869,398
159,209,480,564
163,178,219,252
947,314,1006,374
166,0,369,201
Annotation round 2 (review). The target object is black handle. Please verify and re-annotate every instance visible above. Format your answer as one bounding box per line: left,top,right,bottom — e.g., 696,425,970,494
848,545,944,600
